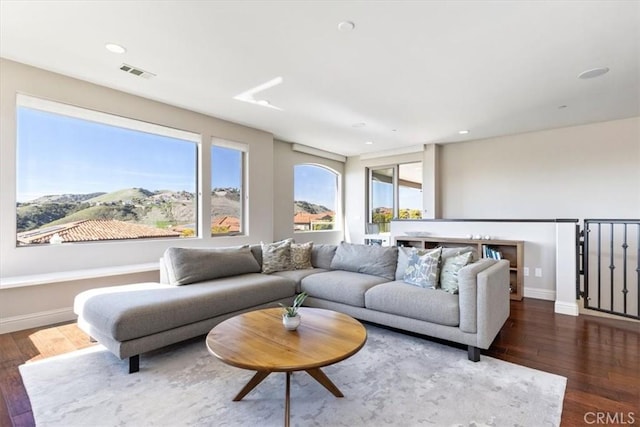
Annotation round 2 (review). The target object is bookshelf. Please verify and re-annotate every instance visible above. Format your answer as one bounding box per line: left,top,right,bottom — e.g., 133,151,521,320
393,236,524,301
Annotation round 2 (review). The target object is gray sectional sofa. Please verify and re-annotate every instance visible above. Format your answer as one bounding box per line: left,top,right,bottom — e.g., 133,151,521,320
74,241,510,373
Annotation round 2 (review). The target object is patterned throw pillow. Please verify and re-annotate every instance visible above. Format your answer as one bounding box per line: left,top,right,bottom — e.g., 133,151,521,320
261,239,293,274
440,252,473,294
403,247,442,288
291,242,313,269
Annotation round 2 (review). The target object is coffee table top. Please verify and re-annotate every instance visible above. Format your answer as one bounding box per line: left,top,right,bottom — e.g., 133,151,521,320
206,307,367,372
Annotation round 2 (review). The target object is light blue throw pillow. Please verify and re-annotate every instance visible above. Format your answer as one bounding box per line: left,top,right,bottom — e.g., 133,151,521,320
403,247,442,288
440,252,473,294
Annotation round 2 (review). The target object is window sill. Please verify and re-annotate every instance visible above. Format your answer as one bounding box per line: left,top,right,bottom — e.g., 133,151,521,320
0,262,159,289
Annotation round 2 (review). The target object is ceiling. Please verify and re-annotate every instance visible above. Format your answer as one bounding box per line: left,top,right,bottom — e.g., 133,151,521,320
1,1,638,157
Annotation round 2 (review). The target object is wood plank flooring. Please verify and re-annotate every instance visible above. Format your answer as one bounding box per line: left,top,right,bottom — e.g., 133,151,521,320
1,298,638,426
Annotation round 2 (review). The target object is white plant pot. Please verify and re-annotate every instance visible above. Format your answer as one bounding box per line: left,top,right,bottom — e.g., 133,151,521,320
282,314,301,331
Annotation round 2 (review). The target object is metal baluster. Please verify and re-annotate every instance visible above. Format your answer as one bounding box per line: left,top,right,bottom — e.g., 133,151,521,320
610,223,615,312
597,222,602,309
622,223,628,315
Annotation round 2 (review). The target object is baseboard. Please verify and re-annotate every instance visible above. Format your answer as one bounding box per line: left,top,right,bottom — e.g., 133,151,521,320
523,287,556,301
554,301,579,316
0,307,76,334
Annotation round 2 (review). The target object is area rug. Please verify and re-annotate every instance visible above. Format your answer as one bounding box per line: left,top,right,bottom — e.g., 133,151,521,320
20,325,566,426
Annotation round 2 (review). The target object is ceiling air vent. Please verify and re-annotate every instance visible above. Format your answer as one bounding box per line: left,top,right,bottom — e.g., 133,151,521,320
119,63,156,79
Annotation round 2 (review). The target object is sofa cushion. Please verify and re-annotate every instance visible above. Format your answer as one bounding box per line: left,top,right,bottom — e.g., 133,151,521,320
330,242,398,281
163,246,261,286
250,244,262,266
311,244,337,269
365,281,460,326
261,239,293,273
291,242,313,269
80,273,297,341
301,270,389,307
403,247,442,288
272,268,327,292
440,252,473,294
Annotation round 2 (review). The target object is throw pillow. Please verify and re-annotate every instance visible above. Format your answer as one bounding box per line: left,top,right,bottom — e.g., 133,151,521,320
330,242,398,281
441,246,478,262
291,241,313,270
403,247,442,288
163,246,261,286
261,239,293,274
440,251,473,294
395,246,418,280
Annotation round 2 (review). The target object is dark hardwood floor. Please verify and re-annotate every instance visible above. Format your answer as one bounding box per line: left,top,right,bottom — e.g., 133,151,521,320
1,298,638,426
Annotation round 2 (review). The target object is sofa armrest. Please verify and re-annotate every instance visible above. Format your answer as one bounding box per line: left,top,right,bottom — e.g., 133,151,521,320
475,259,510,349
458,259,496,333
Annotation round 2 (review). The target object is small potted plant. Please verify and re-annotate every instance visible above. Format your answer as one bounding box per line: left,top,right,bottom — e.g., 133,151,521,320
280,292,308,331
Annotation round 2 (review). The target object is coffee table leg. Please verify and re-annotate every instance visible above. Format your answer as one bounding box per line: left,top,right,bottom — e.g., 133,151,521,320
233,371,270,401
285,371,291,427
305,368,344,397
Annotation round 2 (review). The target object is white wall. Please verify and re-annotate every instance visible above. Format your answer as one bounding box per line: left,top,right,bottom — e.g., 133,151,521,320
273,140,344,245
0,59,276,331
439,117,640,219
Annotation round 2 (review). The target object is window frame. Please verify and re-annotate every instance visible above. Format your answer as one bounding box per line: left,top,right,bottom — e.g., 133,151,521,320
210,138,248,237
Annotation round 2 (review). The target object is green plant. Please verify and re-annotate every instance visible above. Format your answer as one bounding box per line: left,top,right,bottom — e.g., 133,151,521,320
279,292,308,317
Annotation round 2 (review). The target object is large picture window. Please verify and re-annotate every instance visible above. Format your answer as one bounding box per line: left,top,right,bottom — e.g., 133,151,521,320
211,141,246,236
16,95,199,246
294,164,338,231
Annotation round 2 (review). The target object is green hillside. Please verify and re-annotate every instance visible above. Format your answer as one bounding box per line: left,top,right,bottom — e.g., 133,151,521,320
294,200,331,214
17,203,82,232
45,205,141,226
87,188,154,204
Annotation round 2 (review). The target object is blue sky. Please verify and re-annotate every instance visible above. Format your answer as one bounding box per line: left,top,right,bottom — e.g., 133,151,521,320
17,107,420,211
17,108,240,202
294,165,337,210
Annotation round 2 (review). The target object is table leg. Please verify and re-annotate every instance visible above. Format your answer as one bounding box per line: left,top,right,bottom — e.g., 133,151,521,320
285,371,291,427
233,371,270,401
305,368,344,397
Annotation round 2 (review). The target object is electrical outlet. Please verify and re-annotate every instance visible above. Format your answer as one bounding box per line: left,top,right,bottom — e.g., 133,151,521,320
535,268,542,277
524,267,529,276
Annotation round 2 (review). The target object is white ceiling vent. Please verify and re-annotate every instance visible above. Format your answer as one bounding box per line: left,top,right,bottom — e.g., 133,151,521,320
119,63,156,79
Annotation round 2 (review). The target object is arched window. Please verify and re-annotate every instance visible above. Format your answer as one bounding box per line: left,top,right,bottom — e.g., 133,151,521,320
294,164,339,232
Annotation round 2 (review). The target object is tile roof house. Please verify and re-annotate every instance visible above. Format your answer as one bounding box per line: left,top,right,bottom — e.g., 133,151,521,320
211,216,241,233
293,211,335,231
16,220,181,245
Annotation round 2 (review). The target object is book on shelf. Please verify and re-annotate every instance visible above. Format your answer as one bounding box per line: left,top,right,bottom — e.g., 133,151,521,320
482,245,502,260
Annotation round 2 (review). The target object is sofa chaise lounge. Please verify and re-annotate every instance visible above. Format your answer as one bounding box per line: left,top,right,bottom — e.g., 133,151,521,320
74,241,510,373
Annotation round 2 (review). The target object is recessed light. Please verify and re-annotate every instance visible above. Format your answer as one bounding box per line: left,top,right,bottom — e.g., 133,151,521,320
578,67,609,79
352,122,366,128
365,141,374,145
458,130,469,135
105,43,126,54
338,21,355,32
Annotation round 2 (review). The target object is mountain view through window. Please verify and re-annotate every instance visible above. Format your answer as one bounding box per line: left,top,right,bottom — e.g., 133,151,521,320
16,99,198,246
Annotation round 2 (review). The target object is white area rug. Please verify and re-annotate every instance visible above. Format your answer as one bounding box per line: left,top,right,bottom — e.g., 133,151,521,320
20,325,566,426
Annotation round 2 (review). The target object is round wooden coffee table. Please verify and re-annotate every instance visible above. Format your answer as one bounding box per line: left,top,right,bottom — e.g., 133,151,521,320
206,307,367,426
